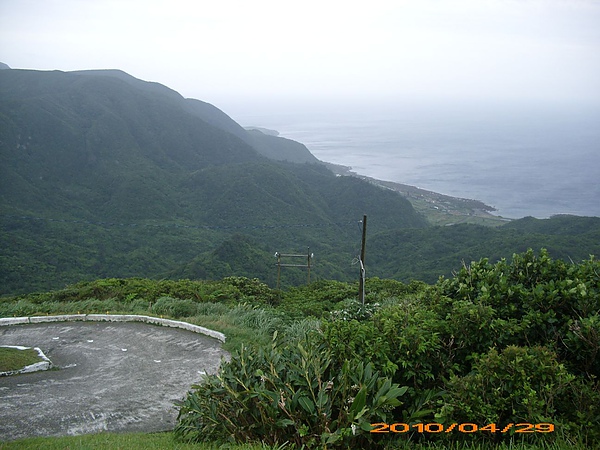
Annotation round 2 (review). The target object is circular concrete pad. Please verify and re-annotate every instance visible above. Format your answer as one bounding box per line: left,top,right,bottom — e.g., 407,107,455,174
0,321,228,441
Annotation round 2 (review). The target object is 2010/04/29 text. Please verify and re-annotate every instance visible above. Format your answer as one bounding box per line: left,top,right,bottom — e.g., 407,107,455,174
370,423,555,434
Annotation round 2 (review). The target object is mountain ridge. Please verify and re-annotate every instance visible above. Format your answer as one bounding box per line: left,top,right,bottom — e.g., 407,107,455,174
72,68,321,164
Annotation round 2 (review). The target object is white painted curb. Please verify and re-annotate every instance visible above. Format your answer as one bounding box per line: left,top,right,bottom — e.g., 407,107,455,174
0,314,226,342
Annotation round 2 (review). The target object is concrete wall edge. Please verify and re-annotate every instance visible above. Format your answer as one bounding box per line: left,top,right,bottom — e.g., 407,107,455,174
0,315,226,342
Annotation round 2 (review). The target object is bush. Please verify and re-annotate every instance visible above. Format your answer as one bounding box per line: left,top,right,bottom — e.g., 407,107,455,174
373,302,444,390
279,280,358,318
436,250,600,398
555,377,600,445
562,314,600,377
329,298,381,322
175,334,407,449
322,318,398,377
439,346,574,427
221,276,277,305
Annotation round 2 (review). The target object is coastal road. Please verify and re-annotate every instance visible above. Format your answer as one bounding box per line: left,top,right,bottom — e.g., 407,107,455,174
0,321,228,441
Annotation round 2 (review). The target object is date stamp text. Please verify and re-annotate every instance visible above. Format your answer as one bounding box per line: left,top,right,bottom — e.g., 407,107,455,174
370,423,555,434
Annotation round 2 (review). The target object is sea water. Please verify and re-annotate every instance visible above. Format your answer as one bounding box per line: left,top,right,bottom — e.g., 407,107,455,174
232,100,600,219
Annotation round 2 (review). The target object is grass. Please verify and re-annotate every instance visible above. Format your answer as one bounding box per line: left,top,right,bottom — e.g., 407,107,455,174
0,431,591,450
0,347,43,372
0,431,284,449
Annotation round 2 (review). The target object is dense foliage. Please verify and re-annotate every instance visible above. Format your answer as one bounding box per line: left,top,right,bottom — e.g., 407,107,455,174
176,335,407,448
368,218,600,283
2,249,599,447
3,213,599,297
158,250,600,448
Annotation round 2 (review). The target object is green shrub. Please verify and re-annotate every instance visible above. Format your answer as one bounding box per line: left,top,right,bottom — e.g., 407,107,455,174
437,249,600,389
221,276,277,305
329,298,381,322
278,280,358,318
365,277,427,301
373,303,444,390
438,250,599,341
555,377,600,445
562,314,600,377
322,318,398,377
175,334,407,449
439,346,575,427
440,300,503,372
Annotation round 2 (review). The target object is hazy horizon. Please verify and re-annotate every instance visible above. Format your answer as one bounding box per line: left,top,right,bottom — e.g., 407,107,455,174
1,0,599,111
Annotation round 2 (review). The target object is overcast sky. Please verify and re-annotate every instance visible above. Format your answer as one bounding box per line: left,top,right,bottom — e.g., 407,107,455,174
1,0,599,111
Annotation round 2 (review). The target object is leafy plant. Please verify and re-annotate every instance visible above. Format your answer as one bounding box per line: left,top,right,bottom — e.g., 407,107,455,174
175,333,407,449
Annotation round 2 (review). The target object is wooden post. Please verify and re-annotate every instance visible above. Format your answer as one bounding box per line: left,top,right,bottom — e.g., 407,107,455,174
359,214,367,304
307,247,311,284
276,252,281,291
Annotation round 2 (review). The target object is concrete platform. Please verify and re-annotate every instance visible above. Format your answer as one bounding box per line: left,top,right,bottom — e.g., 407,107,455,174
0,321,228,441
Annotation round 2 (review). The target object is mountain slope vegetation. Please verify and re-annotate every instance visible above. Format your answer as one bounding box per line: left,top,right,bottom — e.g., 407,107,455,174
0,68,426,295
1,67,598,296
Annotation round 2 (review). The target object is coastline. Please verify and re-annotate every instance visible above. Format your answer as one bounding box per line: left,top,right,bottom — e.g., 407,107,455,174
322,162,513,226
247,126,513,226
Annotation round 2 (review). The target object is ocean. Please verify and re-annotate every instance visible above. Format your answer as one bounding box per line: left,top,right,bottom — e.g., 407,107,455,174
232,100,600,219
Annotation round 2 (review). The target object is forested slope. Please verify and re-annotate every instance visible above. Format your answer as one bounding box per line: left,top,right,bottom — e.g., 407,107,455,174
0,68,426,295
367,217,600,283
1,68,597,296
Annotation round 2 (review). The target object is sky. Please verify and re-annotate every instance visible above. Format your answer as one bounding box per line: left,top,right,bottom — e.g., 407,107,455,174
1,0,599,113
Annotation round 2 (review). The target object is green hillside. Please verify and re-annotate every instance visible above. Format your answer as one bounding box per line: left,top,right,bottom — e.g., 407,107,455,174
0,68,426,295
1,68,598,297
369,217,600,283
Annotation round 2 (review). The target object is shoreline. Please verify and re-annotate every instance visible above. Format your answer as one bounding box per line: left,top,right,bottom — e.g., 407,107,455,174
322,161,513,226
248,125,506,222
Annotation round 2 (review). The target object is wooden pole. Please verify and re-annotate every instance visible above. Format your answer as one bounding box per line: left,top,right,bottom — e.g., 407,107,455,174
307,247,311,284
276,252,281,291
359,215,367,304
